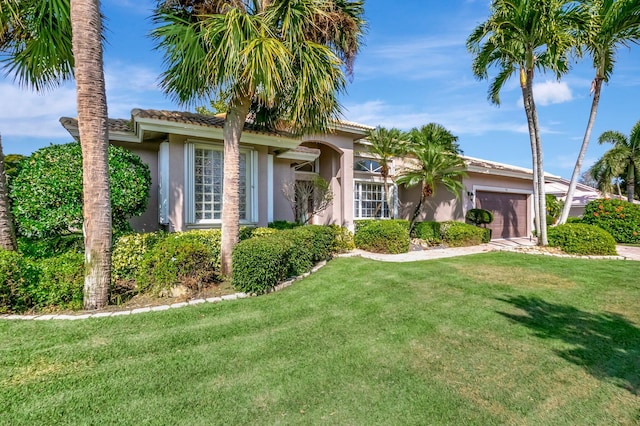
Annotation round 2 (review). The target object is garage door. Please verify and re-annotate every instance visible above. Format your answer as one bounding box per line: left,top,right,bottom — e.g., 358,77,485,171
475,191,528,239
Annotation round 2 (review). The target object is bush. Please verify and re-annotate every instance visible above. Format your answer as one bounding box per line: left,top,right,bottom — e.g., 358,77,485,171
10,142,151,237
329,225,355,253
440,221,487,247
465,209,494,226
546,194,564,225
17,233,84,259
354,220,409,254
112,232,166,282
582,198,640,244
268,220,301,230
413,221,442,245
232,235,290,294
31,252,84,310
0,250,39,313
137,230,221,295
566,216,583,224
548,223,617,256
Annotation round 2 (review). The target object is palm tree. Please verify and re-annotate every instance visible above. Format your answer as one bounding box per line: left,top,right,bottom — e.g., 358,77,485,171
467,0,580,245
152,0,365,276
365,126,406,219
558,0,640,224
1,0,112,309
407,123,462,154
396,143,467,229
592,119,640,202
0,0,74,252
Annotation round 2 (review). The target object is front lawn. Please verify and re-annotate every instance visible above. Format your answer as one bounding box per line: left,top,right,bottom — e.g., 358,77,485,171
1,252,638,425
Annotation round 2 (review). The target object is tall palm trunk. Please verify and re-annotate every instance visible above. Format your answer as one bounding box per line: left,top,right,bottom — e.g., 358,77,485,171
220,96,251,277
558,78,604,224
0,134,16,251
381,166,393,219
627,165,635,202
528,74,548,246
71,0,112,310
520,68,541,241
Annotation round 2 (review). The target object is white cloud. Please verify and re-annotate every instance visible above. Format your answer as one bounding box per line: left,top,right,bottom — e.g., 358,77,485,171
532,80,573,106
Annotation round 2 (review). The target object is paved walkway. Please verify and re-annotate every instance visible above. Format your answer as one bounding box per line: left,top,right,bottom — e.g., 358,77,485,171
342,238,640,262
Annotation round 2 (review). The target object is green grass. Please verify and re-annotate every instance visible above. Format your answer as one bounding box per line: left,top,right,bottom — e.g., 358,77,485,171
1,252,639,425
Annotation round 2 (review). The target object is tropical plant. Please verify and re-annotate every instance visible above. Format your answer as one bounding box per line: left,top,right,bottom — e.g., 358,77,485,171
559,0,640,224
397,143,466,229
590,120,640,202
1,0,113,309
406,123,462,154
152,0,365,276
467,0,581,245
365,126,406,218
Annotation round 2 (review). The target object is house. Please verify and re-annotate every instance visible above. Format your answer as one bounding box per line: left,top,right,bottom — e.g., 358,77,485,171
60,109,591,240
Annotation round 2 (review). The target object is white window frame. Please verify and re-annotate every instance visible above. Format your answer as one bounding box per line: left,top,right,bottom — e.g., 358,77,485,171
185,141,258,225
354,156,395,175
353,180,396,219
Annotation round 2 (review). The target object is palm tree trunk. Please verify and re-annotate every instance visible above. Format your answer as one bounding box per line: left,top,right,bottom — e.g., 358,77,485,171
71,0,112,310
382,175,393,219
559,78,603,224
521,69,541,240
529,92,548,246
627,164,635,202
220,95,251,277
0,134,16,251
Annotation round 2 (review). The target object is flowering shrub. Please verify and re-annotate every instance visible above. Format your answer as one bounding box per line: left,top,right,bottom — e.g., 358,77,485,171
582,199,640,243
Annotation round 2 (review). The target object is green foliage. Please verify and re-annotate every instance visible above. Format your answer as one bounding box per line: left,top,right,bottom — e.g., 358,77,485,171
3,153,26,181
548,224,617,256
17,233,84,259
268,220,301,230
465,209,494,226
582,198,640,243
440,221,487,247
137,230,221,295
354,220,410,254
10,142,151,237
546,194,564,225
329,224,355,253
232,235,291,294
413,221,442,245
0,250,38,313
112,232,166,282
566,216,583,224
31,252,84,310
232,225,337,294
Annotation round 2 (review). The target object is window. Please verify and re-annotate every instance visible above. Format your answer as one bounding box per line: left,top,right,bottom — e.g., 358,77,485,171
186,143,256,224
354,158,383,173
354,182,391,219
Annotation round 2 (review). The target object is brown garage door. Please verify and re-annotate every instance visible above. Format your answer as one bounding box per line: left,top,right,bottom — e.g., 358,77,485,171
476,191,528,239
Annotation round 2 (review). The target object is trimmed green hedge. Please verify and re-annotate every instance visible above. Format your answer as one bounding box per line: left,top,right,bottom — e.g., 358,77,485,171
232,225,336,294
354,220,410,254
440,221,488,247
413,221,442,245
0,250,38,313
582,198,640,244
548,223,617,256
32,252,84,310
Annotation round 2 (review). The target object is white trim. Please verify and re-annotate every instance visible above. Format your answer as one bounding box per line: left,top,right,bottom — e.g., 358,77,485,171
158,141,170,225
267,154,274,223
251,150,259,223
353,179,394,220
184,143,195,224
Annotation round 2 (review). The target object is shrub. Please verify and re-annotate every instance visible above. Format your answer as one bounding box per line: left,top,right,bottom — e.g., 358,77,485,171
10,142,151,237
582,198,640,243
137,230,221,295
232,235,290,294
31,252,84,310
268,220,301,230
112,232,166,282
548,223,617,256
329,225,355,253
17,233,84,259
354,220,409,254
0,250,39,313
546,194,564,225
440,221,487,247
566,216,583,224
413,221,442,245
465,209,494,226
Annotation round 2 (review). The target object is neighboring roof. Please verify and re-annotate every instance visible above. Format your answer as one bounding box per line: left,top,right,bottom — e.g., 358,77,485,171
463,155,560,181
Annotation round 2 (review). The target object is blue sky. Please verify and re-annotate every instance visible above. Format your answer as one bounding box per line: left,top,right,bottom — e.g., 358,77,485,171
1,0,639,179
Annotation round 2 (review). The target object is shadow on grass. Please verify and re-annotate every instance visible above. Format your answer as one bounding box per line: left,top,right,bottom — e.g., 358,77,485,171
497,296,640,395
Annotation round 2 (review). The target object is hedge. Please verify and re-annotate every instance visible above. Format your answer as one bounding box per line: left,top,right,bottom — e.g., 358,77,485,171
440,221,488,247
354,220,410,254
582,198,640,244
413,221,442,245
547,223,617,256
0,250,38,313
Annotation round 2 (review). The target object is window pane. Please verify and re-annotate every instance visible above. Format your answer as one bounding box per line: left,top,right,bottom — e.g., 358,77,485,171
354,182,389,219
